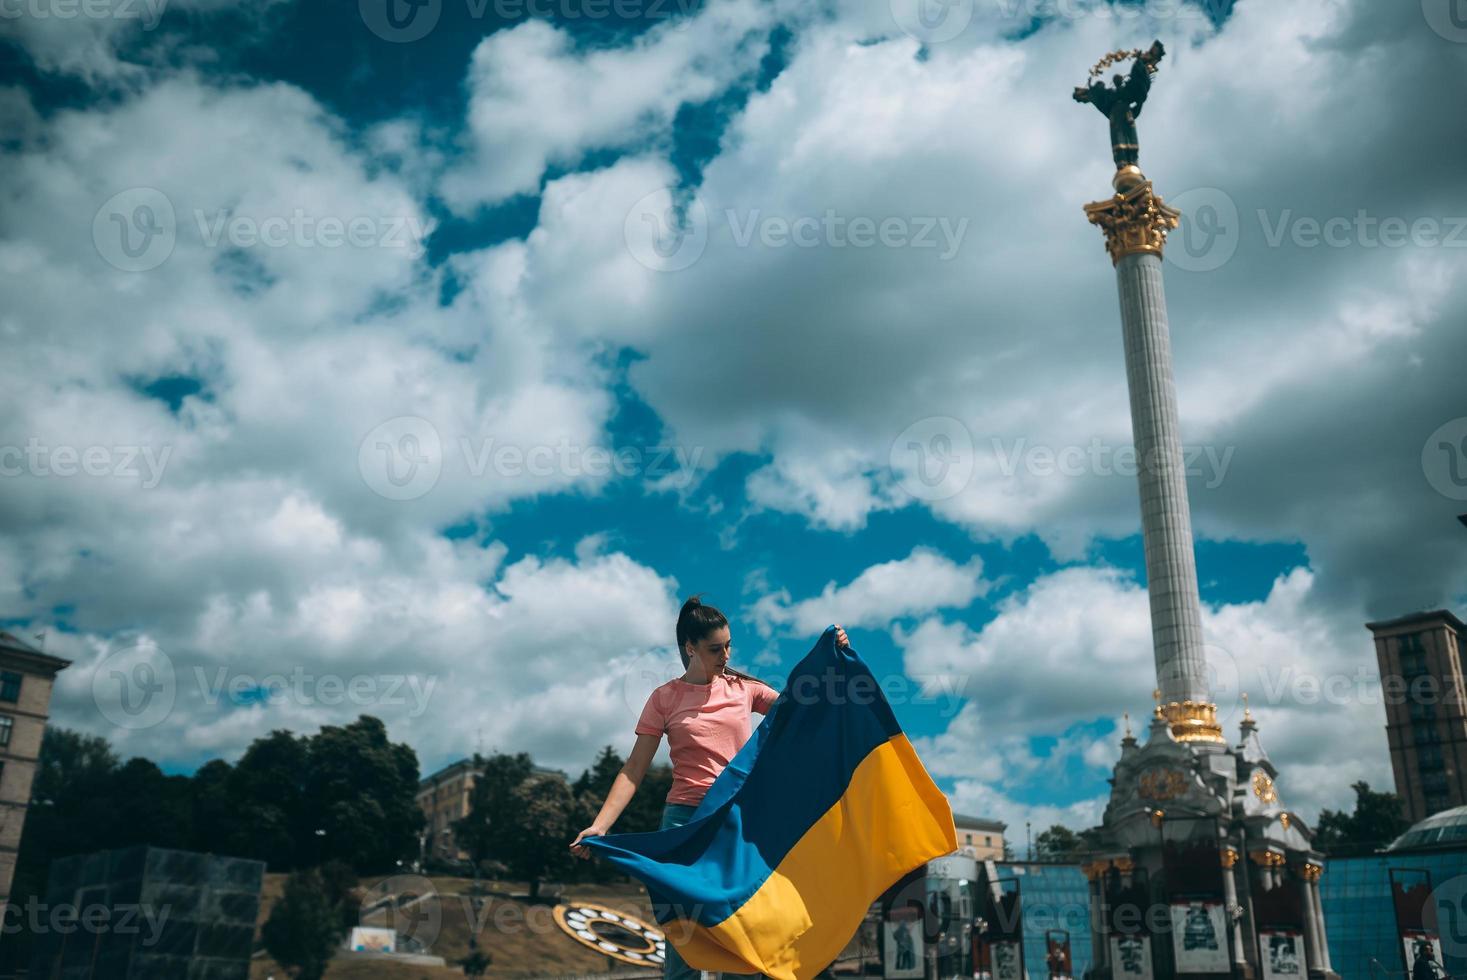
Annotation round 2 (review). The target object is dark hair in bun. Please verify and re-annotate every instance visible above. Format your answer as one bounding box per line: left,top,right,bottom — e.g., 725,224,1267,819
675,594,762,684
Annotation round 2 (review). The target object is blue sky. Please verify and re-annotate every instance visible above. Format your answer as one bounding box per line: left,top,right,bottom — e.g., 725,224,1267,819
2,0,1464,835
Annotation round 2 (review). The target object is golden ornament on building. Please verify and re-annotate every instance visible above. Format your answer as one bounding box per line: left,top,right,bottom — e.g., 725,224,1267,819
1252,770,1278,804
1138,766,1188,801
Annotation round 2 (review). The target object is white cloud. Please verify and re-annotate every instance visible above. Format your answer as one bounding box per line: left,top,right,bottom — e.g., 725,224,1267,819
1,0,289,80
441,0,776,210
750,546,989,636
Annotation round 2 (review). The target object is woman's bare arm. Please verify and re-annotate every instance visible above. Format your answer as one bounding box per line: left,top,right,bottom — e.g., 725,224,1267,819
569,732,661,859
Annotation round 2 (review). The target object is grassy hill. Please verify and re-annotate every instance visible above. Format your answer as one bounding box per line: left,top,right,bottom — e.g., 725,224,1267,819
250,873,872,978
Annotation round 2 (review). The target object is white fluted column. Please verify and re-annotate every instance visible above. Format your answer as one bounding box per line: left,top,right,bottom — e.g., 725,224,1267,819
1298,867,1324,973
1114,250,1209,705
1307,867,1333,974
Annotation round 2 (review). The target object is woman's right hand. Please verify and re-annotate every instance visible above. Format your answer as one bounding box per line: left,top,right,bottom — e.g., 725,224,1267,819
569,824,608,860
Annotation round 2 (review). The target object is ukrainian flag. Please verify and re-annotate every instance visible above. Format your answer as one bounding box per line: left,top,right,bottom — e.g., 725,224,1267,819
584,625,957,979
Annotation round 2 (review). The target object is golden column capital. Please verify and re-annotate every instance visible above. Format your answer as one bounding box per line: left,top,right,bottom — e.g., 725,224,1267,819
1084,167,1181,266
1249,849,1285,868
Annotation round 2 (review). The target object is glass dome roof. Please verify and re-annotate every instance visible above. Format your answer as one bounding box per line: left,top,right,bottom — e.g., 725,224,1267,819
1386,804,1467,851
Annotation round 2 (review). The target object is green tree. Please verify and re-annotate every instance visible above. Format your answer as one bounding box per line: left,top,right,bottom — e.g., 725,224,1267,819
1035,825,1081,861
110,758,194,849
262,868,350,980
1035,825,1106,861
226,728,310,864
1315,781,1408,855
506,773,577,901
572,745,624,799
305,716,423,872
455,751,534,874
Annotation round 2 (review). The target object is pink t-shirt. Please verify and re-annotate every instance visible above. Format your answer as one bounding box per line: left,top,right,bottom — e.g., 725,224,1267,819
635,673,780,806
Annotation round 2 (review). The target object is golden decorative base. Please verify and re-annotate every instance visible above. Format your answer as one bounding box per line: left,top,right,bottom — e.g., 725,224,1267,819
1160,699,1226,743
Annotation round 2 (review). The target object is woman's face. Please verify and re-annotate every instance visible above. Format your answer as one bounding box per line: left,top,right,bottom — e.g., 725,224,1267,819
686,626,732,674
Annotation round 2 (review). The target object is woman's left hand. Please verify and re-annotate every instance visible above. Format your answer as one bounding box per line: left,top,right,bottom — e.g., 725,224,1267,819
834,625,849,649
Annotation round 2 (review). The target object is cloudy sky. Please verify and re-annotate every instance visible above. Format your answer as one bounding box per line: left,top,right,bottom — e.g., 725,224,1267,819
2,0,1464,840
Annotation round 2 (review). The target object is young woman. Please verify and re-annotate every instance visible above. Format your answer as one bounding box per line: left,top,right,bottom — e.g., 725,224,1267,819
568,595,849,980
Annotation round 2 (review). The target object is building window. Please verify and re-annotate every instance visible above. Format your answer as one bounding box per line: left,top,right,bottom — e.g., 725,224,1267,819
0,672,19,703
985,836,992,845
0,715,11,747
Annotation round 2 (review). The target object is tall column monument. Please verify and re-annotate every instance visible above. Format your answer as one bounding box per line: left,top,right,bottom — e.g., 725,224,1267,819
1072,44,1339,980
1076,40,1220,743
